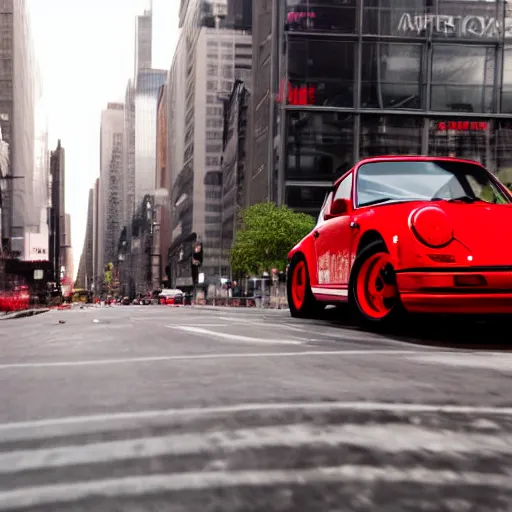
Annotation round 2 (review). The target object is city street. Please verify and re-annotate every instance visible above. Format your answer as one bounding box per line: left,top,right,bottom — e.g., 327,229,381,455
0,306,512,511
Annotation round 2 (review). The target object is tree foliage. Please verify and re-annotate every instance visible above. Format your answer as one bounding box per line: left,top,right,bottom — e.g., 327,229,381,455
230,202,315,276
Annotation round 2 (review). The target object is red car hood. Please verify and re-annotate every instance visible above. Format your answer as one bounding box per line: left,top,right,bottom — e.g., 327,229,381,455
361,200,512,267
438,202,512,266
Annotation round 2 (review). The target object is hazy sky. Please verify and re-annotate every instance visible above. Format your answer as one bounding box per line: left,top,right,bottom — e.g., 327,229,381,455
27,0,180,277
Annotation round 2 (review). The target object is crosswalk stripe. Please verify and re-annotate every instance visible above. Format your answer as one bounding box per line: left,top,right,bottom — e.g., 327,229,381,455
0,422,510,475
2,401,512,441
0,465,510,510
165,325,304,345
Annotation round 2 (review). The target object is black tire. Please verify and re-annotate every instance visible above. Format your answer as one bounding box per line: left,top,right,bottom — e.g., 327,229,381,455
349,241,404,328
287,255,323,318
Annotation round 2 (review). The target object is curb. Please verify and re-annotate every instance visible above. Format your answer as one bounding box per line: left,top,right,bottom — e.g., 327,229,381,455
0,308,50,321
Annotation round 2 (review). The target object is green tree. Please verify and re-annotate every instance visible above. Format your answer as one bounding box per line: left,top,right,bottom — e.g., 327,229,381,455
230,202,315,276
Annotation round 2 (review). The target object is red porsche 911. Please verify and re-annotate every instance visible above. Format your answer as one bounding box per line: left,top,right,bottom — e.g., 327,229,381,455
287,156,512,325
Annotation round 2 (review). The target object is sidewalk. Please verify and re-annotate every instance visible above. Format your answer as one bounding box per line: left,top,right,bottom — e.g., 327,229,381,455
0,308,50,321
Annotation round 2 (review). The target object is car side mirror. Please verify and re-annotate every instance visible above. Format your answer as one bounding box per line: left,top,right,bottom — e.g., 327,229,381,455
324,198,350,220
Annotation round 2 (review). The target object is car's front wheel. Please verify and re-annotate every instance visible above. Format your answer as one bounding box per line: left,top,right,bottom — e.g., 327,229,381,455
287,256,322,318
350,242,402,326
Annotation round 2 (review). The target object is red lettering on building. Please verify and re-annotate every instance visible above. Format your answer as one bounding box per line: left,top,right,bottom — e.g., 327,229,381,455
277,80,316,105
286,11,317,24
436,121,489,132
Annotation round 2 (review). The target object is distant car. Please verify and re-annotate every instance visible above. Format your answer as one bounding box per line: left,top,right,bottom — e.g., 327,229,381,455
287,156,512,325
158,288,184,305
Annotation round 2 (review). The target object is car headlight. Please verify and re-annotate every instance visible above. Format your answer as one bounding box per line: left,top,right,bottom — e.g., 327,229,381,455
409,206,454,248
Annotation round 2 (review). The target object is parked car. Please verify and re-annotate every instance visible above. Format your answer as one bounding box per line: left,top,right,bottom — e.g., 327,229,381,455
158,288,184,305
287,156,512,325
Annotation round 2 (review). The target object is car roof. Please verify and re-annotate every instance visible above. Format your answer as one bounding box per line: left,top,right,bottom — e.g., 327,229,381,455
333,155,485,187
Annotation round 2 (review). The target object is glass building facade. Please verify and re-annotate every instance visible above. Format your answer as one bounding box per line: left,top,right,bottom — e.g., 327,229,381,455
134,69,167,206
257,0,512,217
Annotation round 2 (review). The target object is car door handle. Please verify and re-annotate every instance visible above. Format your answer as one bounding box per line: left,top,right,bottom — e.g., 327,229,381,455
313,231,320,239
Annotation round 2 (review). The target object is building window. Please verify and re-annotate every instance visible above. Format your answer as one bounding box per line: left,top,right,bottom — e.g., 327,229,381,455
286,112,354,182
207,107,222,116
207,80,217,91
495,120,512,187
207,131,222,140
363,0,428,37
359,115,423,158
207,118,223,128
285,185,331,215
206,156,220,166
207,65,217,76
361,42,424,110
502,46,512,113
428,118,492,169
222,65,233,78
206,94,217,104
431,45,495,113
436,0,501,41
287,38,355,107
206,144,222,153
285,0,357,34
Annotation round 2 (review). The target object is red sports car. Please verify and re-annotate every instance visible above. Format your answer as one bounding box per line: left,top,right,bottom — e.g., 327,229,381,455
287,156,512,324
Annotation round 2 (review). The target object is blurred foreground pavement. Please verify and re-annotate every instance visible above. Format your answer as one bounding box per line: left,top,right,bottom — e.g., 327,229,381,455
0,305,511,511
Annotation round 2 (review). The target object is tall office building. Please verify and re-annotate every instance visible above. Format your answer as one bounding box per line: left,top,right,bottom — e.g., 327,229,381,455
134,69,166,206
123,80,135,227
248,0,512,216
0,0,48,264
91,177,100,292
134,8,152,78
98,103,124,289
75,188,93,290
61,212,73,296
49,141,65,289
168,0,251,287
220,80,249,276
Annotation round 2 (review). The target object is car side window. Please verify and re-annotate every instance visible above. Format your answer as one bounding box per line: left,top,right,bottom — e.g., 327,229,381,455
315,191,333,227
333,174,352,202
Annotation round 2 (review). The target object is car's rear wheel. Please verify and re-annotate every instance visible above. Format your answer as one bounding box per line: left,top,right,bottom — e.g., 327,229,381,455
350,242,402,326
287,256,322,318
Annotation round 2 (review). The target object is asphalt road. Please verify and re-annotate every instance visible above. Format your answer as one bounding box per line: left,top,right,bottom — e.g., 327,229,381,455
0,305,512,511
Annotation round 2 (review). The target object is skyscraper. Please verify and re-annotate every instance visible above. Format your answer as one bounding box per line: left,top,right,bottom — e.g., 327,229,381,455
75,188,93,290
134,8,152,79
98,103,124,291
0,0,47,263
168,1,251,286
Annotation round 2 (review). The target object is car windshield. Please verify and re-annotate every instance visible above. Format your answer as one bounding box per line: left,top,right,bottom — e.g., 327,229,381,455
356,160,510,207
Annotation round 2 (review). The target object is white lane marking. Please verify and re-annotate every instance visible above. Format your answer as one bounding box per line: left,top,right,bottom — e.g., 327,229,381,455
217,316,437,348
1,422,510,475
407,353,512,372
0,349,429,370
3,399,512,437
165,325,304,345
164,323,229,327
0,465,510,510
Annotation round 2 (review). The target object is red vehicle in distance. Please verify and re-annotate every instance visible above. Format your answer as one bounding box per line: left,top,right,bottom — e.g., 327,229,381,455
287,156,512,325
